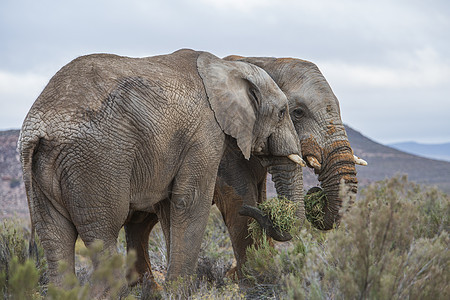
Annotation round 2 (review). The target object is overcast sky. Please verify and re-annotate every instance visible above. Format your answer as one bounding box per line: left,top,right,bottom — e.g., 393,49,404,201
1,0,449,144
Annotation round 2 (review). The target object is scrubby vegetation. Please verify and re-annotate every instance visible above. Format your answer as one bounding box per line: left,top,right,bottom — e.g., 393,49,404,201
1,176,448,299
243,175,449,299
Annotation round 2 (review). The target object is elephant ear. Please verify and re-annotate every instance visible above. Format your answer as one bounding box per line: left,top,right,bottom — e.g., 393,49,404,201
197,52,259,159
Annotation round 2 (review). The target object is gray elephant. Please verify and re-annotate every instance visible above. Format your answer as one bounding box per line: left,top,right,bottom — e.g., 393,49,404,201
18,49,304,286
125,55,367,283
215,55,367,277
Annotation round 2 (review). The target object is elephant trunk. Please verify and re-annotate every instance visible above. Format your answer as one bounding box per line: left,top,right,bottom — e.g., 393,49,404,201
309,139,358,230
268,163,305,222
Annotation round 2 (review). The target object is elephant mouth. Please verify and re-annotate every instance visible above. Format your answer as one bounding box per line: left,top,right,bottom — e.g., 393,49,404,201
304,154,322,174
256,155,305,168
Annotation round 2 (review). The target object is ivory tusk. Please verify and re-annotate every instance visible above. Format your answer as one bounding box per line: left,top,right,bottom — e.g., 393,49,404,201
353,155,368,166
307,156,321,170
288,154,306,167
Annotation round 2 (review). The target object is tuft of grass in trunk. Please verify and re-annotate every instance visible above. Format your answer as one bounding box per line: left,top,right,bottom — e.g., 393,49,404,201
304,189,327,227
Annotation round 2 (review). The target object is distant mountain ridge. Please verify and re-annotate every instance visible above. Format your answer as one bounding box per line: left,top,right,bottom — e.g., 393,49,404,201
345,126,450,193
1,126,450,220
388,141,450,162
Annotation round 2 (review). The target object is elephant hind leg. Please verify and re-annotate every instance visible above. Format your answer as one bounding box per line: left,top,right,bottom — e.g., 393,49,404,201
124,212,162,290
31,186,78,286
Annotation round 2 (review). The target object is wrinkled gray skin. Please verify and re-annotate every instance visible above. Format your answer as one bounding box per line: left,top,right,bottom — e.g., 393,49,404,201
126,56,359,283
18,49,302,286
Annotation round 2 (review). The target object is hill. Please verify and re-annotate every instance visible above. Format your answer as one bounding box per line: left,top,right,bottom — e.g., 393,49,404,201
267,126,450,196
388,141,450,162
0,130,27,219
346,126,450,193
1,126,449,220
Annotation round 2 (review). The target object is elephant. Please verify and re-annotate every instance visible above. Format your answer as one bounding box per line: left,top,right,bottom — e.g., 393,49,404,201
125,55,368,284
215,55,367,277
18,49,305,287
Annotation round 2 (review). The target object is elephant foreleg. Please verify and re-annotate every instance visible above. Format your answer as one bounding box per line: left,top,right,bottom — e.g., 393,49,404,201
214,185,253,279
166,191,212,281
165,147,220,281
215,177,267,279
124,212,160,289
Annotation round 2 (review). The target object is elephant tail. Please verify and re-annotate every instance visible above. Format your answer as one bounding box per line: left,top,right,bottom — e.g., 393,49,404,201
17,131,41,263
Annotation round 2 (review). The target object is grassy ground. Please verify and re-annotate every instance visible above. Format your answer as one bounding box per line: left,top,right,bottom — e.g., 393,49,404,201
1,176,448,299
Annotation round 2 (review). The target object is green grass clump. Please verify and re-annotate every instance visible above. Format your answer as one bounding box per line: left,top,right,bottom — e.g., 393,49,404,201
248,196,299,241
304,189,327,227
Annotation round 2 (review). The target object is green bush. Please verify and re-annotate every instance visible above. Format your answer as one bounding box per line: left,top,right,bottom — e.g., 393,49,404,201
161,276,245,300
1,176,447,299
242,176,449,299
290,176,449,299
0,219,30,272
0,219,46,298
242,233,279,285
47,240,138,299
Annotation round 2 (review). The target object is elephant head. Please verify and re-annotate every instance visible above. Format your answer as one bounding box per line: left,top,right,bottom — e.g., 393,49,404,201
226,56,367,231
197,52,304,166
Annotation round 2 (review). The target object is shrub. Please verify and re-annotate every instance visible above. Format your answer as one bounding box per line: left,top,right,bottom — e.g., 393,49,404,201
0,219,30,273
242,176,449,299
1,256,40,299
197,206,234,285
47,240,138,299
2,176,447,299
0,219,46,298
294,176,449,299
242,233,279,285
162,276,245,300
9,178,21,189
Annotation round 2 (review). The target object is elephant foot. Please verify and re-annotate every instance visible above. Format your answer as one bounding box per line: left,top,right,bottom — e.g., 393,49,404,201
138,273,163,299
225,265,239,281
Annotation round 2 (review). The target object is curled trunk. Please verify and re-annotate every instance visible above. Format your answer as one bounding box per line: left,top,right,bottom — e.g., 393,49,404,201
311,140,358,230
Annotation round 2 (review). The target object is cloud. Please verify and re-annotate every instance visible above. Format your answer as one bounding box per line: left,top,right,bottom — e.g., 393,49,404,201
197,0,273,12
0,70,48,128
0,0,449,142
0,70,47,98
319,47,450,89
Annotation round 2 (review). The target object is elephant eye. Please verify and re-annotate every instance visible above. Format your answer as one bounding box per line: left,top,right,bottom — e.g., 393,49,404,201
278,108,286,119
293,108,304,118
